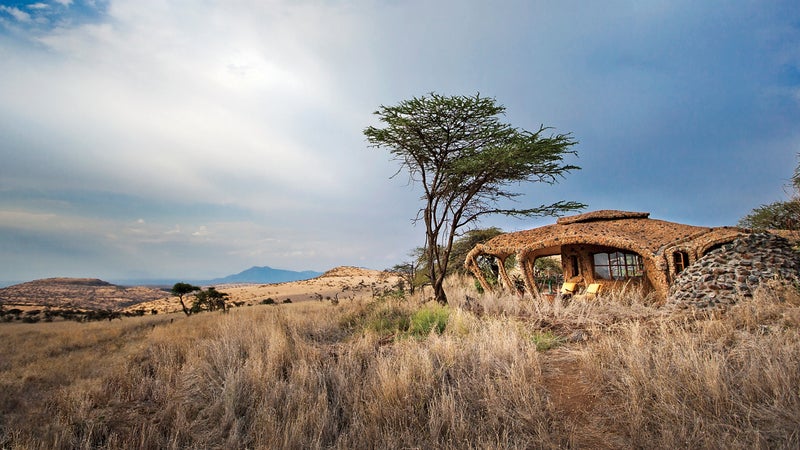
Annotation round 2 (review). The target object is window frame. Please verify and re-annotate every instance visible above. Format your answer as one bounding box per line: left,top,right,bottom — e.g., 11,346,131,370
592,250,644,281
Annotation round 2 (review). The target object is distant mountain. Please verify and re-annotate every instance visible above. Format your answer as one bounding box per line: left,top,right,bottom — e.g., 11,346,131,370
205,266,322,285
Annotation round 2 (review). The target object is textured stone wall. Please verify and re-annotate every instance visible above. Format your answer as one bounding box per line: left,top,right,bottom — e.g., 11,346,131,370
666,233,800,310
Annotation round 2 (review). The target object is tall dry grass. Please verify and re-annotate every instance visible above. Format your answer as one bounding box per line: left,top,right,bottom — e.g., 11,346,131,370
2,278,799,449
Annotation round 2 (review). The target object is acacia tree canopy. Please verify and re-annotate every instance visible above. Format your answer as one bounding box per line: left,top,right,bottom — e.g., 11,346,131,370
739,155,800,231
171,282,201,316
364,93,584,304
738,200,800,230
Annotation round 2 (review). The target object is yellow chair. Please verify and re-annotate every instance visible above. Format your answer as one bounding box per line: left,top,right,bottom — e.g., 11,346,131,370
583,283,602,298
560,282,577,296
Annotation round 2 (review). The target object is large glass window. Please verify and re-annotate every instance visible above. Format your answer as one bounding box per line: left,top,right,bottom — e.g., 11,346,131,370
593,251,644,280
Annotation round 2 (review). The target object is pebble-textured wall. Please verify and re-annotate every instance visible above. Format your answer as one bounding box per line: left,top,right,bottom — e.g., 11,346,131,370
666,233,800,309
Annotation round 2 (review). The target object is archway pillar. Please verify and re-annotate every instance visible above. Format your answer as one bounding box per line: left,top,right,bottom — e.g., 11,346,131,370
519,249,540,298
465,245,492,293
495,255,517,295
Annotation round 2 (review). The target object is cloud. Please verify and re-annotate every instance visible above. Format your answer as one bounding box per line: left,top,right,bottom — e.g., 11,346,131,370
0,6,32,22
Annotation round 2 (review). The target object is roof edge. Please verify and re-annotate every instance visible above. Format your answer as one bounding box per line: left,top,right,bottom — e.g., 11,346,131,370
557,210,650,225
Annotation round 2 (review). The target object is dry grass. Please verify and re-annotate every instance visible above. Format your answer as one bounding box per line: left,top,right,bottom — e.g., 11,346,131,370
2,277,799,449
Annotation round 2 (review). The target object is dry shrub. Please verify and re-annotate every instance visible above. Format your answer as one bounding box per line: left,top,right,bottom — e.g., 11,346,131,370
571,285,800,449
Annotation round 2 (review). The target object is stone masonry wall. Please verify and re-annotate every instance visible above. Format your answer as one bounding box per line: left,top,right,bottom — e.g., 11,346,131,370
666,233,800,310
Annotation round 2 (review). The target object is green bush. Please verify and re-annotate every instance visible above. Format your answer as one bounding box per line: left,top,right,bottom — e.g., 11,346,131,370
408,304,449,337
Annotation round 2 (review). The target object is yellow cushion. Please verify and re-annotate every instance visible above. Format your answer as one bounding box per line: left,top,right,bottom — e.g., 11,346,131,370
585,283,602,295
560,282,577,294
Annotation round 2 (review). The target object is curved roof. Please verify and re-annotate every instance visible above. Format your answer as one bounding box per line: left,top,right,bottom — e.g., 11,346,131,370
478,210,743,258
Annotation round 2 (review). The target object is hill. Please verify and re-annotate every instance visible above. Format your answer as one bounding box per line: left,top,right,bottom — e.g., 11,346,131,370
205,266,322,284
319,266,391,278
0,277,170,310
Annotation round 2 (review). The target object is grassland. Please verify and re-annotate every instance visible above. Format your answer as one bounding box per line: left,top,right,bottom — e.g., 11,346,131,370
2,276,799,449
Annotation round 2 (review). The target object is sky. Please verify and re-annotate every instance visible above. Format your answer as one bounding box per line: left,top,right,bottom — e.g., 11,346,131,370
0,0,799,284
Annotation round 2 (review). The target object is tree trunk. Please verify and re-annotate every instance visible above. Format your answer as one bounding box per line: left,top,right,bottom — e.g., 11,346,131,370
433,274,448,304
177,297,191,316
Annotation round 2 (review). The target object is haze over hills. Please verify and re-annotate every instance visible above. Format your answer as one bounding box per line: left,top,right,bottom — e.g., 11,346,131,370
100,266,324,287
204,266,323,285
0,265,324,289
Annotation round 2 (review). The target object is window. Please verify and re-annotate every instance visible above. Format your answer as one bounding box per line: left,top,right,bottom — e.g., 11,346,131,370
592,251,644,280
673,251,689,274
570,255,580,277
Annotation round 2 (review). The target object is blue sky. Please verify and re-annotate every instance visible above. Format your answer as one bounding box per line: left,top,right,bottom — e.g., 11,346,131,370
1,0,798,283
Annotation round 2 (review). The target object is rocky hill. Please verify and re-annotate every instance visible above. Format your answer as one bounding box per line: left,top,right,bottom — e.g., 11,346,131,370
319,266,395,279
0,278,170,310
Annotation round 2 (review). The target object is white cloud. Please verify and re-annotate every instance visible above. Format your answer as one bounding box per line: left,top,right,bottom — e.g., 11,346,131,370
53,0,73,6
0,6,32,22
28,3,50,10
192,226,209,237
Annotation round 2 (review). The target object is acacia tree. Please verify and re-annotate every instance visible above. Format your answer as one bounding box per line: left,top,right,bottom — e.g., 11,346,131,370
192,287,230,313
171,282,201,316
365,93,584,304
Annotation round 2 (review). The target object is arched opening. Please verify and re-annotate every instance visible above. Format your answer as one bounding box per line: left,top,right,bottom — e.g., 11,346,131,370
474,254,500,287
673,251,690,275
533,255,563,294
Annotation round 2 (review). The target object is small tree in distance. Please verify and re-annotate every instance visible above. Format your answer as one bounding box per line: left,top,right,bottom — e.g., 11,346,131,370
171,282,201,316
392,261,419,295
193,287,230,313
365,93,585,304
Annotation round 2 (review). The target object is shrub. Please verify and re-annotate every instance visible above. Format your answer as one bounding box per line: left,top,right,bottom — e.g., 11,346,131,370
366,304,411,335
529,330,564,351
340,299,412,336
408,304,449,337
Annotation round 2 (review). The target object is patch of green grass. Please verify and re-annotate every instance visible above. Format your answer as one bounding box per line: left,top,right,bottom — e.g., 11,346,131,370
339,300,450,339
340,300,411,336
408,304,449,337
367,306,411,334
